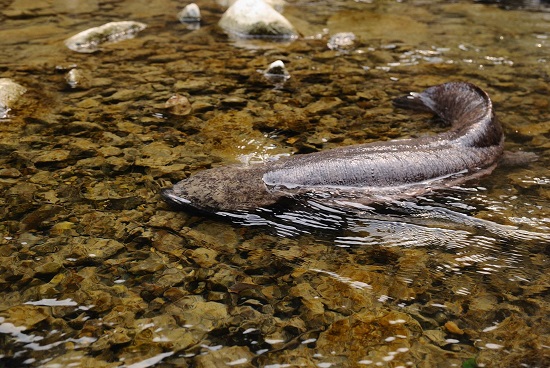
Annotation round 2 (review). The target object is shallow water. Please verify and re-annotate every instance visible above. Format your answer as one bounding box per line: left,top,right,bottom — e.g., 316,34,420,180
0,0,549,367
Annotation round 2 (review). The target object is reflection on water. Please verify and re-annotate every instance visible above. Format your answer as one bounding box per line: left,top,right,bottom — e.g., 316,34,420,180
222,188,549,240
212,184,549,366
220,187,549,288
1,0,549,367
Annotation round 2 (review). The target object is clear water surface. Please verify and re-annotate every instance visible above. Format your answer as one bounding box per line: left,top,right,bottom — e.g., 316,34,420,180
0,0,549,367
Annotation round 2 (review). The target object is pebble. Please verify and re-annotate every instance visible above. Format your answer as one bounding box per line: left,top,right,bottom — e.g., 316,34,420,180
327,32,356,51
221,96,247,107
32,149,70,163
178,3,201,23
263,59,290,86
65,68,92,90
0,168,22,178
164,94,192,115
444,321,465,335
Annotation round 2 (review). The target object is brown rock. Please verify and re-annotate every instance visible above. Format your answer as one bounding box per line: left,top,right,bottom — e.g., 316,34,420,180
445,321,464,335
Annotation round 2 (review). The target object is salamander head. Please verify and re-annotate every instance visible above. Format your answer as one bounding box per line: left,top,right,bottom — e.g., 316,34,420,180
161,164,283,213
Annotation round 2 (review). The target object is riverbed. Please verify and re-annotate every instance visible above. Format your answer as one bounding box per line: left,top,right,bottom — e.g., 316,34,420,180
0,0,549,367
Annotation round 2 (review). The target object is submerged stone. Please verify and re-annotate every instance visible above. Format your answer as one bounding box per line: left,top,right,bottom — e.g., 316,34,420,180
218,0,298,39
0,78,26,119
327,32,357,51
164,94,192,116
64,21,147,53
195,345,254,368
263,59,290,86
65,68,92,90
0,305,50,329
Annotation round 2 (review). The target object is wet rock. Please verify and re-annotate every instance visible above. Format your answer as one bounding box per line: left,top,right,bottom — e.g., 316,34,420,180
221,96,247,107
29,171,59,186
178,3,201,23
253,103,310,133
475,313,549,367
0,305,50,329
210,265,244,290
136,141,176,167
145,322,200,351
56,237,126,264
316,310,421,366
35,261,63,276
156,268,188,289
262,59,290,86
66,121,104,134
304,96,343,115
6,182,40,216
128,253,166,275
198,110,266,159
195,345,254,368
20,204,63,231
424,329,448,347
92,328,132,351
0,78,26,119
98,146,123,157
31,149,70,164
42,353,117,368
190,248,219,268
49,221,77,236
174,78,211,93
217,0,286,11
69,138,99,157
152,230,185,258
82,180,136,202
0,168,22,178
288,282,325,325
327,32,356,51
186,223,240,253
65,68,92,90
164,287,188,302
445,321,464,335
469,294,499,313
219,0,298,39
191,100,215,113
147,163,189,180
164,94,192,116
148,210,189,232
109,87,150,102
65,21,147,53
168,297,229,332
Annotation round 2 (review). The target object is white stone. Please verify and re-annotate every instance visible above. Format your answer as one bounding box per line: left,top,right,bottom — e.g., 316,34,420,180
218,0,297,39
64,21,147,53
218,0,287,12
263,59,290,85
327,32,356,51
178,3,201,22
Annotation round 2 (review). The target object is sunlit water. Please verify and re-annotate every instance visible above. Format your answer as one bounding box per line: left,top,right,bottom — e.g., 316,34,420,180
1,0,549,367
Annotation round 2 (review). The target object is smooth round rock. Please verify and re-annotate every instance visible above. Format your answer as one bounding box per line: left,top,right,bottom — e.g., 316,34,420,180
327,32,356,51
0,78,27,118
64,21,147,53
178,3,201,23
218,0,298,39
263,59,290,85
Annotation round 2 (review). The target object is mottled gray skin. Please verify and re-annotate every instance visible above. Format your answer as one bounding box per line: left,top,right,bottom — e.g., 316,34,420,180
162,82,504,213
